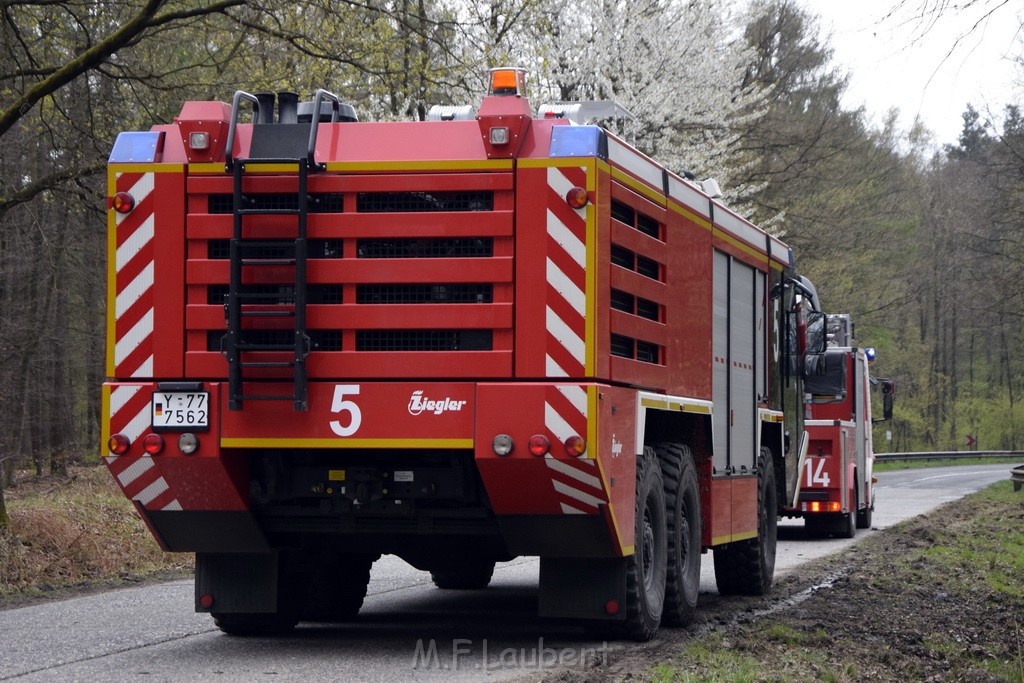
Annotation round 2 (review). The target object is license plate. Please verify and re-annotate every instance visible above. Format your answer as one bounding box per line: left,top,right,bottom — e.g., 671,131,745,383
152,391,209,431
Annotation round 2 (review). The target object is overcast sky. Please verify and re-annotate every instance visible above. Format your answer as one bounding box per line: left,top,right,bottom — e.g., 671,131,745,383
795,1,1023,147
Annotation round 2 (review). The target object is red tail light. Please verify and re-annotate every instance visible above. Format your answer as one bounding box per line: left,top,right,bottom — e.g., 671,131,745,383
107,434,130,455
143,433,165,455
112,192,135,214
528,434,550,457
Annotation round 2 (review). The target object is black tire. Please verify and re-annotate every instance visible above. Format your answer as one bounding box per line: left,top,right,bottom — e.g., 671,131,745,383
301,555,375,622
212,612,298,636
655,442,701,628
713,448,777,596
856,487,873,529
836,510,856,538
430,558,496,589
616,447,667,641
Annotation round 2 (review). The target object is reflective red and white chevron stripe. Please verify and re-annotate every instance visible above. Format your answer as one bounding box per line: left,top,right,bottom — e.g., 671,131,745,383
113,172,155,378
545,385,605,514
544,166,588,378
104,384,181,511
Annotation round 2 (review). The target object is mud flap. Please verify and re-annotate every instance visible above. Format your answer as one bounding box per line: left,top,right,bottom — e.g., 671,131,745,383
196,552,279,614
539,557,625,620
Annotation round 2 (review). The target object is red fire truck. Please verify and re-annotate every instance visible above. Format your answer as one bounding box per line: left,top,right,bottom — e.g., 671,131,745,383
101,68,825,640
788,314,893,537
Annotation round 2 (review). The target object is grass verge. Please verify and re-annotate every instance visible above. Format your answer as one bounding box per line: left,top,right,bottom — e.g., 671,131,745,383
0,466,192,605
644,481,1024,682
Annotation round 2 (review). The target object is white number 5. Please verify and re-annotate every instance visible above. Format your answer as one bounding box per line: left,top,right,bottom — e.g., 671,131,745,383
330,385,362,436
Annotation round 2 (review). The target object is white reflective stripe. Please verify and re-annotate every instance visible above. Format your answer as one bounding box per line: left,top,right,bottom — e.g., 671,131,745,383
109,384,142,418
162,499,183,511
117,456,154,487
114,308,154,367
552,479,602,508
121,403,152,442
667,174,710,218
546,210,585,267
713,200,765,251
546,166,586,217
133,477,169,505
608,136,663,191
116,261,154,318
560,502,588,515
555,384,588,416
130,355,154,379
115,214,154,270
546,258,585,316
546,456,601,489
545,355,568,377
545,402,575,443
545,307,584,362
127,172,155,202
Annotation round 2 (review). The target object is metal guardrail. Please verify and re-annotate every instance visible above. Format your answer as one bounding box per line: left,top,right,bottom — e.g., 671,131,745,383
875,451,1024,462
1012,466,1024,492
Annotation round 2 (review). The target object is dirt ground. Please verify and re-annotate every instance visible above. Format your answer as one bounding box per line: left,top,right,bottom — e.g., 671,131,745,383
561,482,1024,682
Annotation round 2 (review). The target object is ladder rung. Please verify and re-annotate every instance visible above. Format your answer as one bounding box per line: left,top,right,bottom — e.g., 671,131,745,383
241,258,295,266
238,395,299,401
238,240,298,249
241,310,295,317
237,208,301,216
241,361,295,368
237,343,295,351
234,293,296,301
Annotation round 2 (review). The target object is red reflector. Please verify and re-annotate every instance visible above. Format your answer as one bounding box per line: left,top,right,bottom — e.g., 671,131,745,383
199,593,215,609
605,599,620,615
108,434,130,455
143,433,165,455
564,435,587,456
565,186,589,209
112,192,135,214
528,434,550,457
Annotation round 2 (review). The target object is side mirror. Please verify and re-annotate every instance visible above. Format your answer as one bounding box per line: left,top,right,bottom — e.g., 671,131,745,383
805,312,826,354
803,352,828,376
881,380,895,420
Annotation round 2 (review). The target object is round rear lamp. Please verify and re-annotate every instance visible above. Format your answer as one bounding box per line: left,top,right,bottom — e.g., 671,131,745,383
565,186,589,209
112,192,135,214
528,434,550,457
142,433,165,455
564,435,587,456
178,433,199,455
492,434,514,456
107,434,130,455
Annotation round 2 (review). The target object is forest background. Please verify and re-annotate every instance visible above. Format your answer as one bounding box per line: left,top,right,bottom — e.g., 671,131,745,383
1,0,1023,525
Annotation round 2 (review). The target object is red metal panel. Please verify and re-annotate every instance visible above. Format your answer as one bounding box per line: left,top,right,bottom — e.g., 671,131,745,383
475,383,610,518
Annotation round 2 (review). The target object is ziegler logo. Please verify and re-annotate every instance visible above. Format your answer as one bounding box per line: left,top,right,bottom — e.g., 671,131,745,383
408,391,467,416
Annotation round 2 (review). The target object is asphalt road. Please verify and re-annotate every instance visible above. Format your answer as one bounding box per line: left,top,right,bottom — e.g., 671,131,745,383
0,463,1014,682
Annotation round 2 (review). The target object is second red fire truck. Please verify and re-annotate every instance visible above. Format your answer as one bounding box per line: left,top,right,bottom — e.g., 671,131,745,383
101,68,827,640
787,314,894,537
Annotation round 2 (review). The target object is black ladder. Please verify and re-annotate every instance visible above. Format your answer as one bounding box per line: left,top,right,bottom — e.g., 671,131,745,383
221,89,342,412
223,157,311,411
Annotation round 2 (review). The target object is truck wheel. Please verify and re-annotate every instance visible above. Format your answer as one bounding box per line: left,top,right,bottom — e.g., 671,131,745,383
713,448,777,596
836,510,856,538
856,491,873,529
656,442,701,627
213,612,299,636
301,555,376,622
617,447,667,640
430,558,496,589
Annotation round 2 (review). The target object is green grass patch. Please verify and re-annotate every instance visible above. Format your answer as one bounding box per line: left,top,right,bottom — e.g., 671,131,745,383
873,456,1021,471
0,466,191,601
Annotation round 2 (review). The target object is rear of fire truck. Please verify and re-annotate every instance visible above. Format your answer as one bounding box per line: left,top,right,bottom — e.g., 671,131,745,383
102,69,823,640
788,314,894,537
